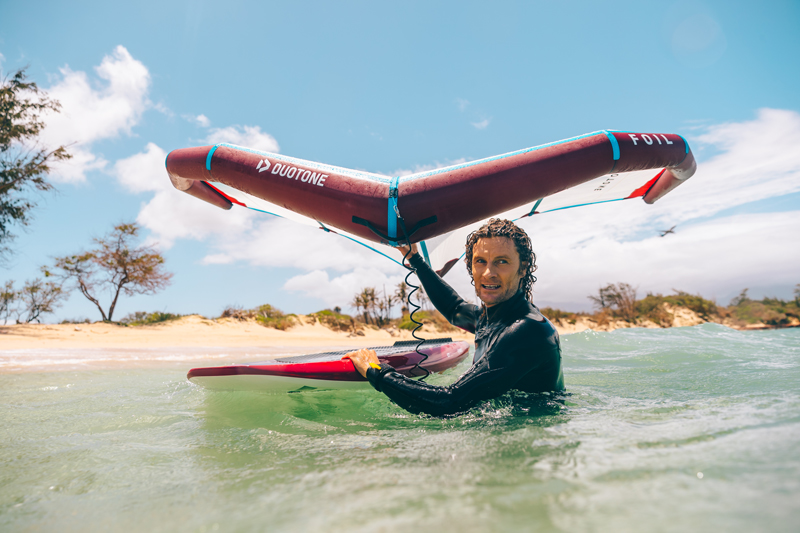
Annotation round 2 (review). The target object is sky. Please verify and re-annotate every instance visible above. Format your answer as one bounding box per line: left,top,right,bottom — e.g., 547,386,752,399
1,0,799,323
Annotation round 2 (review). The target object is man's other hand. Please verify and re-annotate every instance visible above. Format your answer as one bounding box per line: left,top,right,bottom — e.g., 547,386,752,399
342,349,381,378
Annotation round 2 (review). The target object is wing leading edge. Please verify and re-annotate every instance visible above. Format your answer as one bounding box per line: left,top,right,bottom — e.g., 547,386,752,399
165,130,696,275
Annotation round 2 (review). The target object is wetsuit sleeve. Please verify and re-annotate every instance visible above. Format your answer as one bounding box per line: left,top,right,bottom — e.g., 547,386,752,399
407,253,480,333
366,321,557,417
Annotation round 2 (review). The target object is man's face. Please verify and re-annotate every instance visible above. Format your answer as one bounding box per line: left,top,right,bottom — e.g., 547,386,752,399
471,237,525,307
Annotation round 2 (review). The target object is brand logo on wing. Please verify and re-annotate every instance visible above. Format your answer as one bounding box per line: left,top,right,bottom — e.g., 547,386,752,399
628,134,674,146
270,162,328,187
256,159,271,173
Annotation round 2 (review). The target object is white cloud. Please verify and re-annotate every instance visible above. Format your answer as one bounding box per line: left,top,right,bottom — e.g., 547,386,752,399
203,125,279,153
113,142,254,248
393,158,467,177
42,46,151,183
471,118,491,130
120,108,800,310
521,209,800,311
456,98,469,112
284,267,407,309
183,113,210,127
200,217,402,273
422,108,800,308
195,114,210,127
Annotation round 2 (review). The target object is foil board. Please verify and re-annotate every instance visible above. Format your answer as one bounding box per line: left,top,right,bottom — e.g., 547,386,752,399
187,338,470,392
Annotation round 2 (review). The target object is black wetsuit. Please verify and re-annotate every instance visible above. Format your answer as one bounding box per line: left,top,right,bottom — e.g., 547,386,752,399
366,253,564,417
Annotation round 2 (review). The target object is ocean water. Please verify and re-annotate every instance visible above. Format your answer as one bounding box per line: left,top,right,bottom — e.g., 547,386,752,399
1,324,799,532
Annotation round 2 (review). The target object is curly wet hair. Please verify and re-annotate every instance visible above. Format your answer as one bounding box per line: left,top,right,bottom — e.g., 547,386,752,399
464,218,537,301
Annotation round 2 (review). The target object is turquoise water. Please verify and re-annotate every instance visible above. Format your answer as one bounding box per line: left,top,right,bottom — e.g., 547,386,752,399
2,324,799,532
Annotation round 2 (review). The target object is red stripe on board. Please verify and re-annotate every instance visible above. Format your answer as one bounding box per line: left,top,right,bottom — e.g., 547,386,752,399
205,182,247,207
626,169,665,199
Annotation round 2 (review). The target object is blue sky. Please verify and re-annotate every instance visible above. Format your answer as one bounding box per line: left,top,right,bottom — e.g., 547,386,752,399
1,0,799,322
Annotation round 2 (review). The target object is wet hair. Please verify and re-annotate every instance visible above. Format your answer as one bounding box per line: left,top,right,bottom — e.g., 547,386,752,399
464,218,537,301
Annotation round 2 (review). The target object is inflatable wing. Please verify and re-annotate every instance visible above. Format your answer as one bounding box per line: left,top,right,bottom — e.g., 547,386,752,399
166,130,696,274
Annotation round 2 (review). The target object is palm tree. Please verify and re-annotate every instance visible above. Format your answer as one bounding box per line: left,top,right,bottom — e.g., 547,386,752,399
395,281,409,315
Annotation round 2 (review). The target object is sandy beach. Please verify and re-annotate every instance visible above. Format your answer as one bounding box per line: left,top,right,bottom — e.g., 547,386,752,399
0,315,474,350
2,307,789,373
2,304,784,352
0,315,475,372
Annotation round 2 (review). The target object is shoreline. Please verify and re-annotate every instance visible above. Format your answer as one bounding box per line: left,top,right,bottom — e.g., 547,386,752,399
1,310,795,373
2,308,794,351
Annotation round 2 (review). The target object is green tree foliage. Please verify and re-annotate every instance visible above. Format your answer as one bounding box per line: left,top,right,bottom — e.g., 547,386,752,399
0,278,65,323
588,283,638,322
219,303,295,330
49,223,172,322
395,281,409,315
351,286,397,326
16,278,65,323
1,279,16,323
730,288,749,307
1,68,70,259
119,311,183,326
309,308,355,332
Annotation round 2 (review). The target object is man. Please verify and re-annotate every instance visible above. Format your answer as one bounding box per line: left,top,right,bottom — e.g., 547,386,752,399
344,218,564,416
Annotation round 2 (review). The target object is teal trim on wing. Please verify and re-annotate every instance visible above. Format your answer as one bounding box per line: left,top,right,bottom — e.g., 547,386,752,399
242,206,402,267
245,206,288,219
216,143,392,184
536,197,629,214
677,135,689,154
398,130,608,184
388,176,399,243
206,145,219,172
602,130,621,160
337,233,403,266
527,198,543,216
420,240,431,267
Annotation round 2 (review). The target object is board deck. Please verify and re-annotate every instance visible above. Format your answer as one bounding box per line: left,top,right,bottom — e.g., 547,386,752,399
187,338,470,392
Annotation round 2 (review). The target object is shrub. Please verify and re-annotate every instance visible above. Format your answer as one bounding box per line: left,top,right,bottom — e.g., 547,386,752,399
310,309,356,332
398,310,457,332
635,294,673,326
538,307,581,325
665,291,718,319
119,311,183,326
219,304,295,330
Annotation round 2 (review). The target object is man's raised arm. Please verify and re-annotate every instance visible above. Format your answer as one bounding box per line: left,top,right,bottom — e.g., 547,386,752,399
399,245,479,333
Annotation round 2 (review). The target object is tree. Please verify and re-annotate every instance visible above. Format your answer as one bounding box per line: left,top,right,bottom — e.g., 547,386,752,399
589,283,638,322
794,284,799,305
395,281,409,315
15,278,65,323
49,223,172,322
1,280,15,323
416,284,429,311
730,288,749,307
1,68,70,259
0,278,64,324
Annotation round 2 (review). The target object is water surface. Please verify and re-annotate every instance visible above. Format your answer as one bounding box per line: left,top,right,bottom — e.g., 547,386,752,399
2,324,798,532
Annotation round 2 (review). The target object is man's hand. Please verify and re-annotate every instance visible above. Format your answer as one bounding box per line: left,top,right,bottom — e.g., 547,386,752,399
342,348,381,378
397,242,419,265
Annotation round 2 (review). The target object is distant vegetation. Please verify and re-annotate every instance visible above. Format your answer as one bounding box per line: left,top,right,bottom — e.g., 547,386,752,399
722,288,800,327
219,304,296,330
545,282,800,329
48,222,172,322
119,311,183,326
308,308,356,332
1,279,64,324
